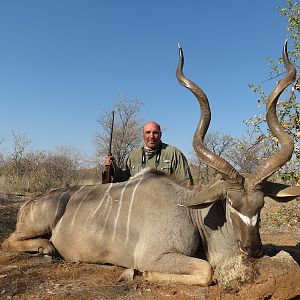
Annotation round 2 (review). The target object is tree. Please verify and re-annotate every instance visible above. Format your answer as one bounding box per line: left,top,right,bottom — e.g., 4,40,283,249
94,95,144,169
43,146,83,189
10,131,32,180
228,128,268,174
246,0,300,184
190,130,235,184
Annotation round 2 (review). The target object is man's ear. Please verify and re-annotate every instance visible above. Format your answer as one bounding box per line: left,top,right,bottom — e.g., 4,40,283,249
262,181,300,202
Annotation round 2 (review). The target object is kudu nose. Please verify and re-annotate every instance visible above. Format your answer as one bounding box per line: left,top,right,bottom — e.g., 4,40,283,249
240,242,262,257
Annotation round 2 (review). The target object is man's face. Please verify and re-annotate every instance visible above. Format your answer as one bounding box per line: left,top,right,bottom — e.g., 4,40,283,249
143,122,162,149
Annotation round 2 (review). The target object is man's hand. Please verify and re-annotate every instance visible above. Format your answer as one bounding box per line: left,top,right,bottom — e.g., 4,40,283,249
104,155,115,166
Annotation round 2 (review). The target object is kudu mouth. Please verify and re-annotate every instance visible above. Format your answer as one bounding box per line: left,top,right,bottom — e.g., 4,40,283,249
239,241,263,258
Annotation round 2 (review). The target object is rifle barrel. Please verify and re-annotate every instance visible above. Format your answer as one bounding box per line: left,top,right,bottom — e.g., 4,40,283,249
108,110,115,155
103,110,115,184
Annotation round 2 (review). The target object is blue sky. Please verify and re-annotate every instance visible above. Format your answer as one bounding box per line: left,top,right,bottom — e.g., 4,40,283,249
0,0,290,160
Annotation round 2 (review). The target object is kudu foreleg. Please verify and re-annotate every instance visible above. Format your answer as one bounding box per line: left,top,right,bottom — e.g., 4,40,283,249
143,253,213,286
2,232,56,255
2,194,67,256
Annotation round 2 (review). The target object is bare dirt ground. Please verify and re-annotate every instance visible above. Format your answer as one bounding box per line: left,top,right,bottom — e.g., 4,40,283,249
0,194,299,300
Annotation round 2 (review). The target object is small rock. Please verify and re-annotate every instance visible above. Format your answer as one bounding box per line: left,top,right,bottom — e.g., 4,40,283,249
214,255,258,290
269,250,298,269
117,268,137,282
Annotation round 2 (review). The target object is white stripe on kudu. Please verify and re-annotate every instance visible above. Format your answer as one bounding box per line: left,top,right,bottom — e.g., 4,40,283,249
70,185,98,226
98,192,113,238
112,179,132,242
54,189,70,220
30,201,36,222
125,174,145,245
52,185,86,233
229,205,258,226
91,183,113,219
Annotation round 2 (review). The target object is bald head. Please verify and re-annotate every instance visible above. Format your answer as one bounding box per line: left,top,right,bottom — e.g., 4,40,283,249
142,121,162,149
143,121,161,133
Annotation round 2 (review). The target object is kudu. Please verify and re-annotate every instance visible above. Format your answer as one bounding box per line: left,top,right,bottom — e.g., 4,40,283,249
2,41,300,286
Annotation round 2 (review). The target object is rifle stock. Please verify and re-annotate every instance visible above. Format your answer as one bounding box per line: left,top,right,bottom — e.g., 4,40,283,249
104,164,112,184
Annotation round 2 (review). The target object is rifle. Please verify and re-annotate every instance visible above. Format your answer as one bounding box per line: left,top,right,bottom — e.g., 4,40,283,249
103,110,115,184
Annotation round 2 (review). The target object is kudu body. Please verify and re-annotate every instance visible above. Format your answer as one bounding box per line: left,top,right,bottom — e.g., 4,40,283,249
3,42,300,285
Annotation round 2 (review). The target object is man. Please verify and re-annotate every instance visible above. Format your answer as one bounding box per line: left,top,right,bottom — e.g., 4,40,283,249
104,121,193,186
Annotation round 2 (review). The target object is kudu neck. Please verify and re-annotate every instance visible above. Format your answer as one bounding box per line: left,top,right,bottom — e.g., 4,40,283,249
189,200,239,267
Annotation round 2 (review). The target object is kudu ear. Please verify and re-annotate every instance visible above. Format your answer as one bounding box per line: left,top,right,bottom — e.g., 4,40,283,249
262,181,300,202
177,180,227,207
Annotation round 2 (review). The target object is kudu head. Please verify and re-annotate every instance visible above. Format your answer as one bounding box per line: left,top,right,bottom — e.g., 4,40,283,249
176,41,300,257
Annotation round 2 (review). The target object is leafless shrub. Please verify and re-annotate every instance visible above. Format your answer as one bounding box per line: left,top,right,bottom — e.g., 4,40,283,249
0,133,99,194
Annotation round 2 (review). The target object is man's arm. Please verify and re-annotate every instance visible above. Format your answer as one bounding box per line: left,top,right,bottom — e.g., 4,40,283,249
172,150,194,187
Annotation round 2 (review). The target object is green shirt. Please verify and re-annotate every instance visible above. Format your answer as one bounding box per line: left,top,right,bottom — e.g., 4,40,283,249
112,143,193,186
